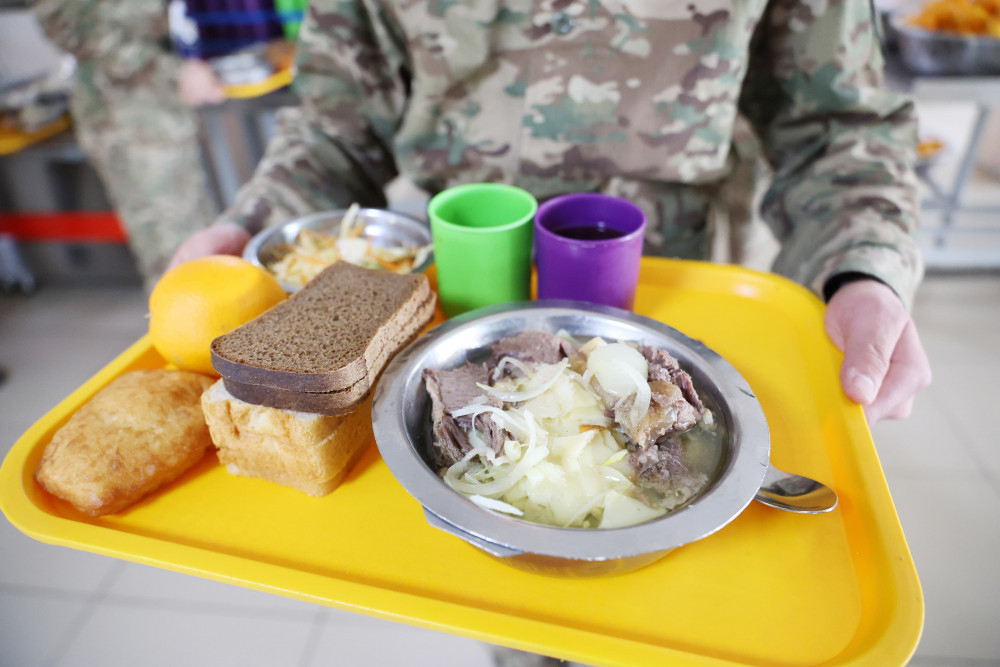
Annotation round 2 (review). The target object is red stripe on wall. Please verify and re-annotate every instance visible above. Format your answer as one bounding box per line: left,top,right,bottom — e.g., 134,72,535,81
0,213,128,243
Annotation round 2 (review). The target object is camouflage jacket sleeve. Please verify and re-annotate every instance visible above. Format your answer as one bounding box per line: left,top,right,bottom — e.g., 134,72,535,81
739,0,923,308
31,0,176,84
219,0,406,233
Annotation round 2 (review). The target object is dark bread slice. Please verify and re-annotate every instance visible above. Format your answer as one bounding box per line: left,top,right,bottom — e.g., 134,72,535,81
211,261,434,393
222,376,367,416
220,298,435,415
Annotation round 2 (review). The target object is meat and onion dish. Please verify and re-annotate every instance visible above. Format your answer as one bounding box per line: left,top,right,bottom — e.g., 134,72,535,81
422,331,724,529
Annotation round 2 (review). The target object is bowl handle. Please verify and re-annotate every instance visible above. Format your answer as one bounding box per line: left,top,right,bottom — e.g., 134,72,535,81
422,509,523,558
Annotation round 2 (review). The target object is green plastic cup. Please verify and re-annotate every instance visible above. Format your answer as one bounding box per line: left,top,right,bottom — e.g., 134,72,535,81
428,183,537,317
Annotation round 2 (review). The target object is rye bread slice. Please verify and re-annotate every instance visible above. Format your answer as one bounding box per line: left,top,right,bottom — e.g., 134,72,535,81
211,261,435,393
221,376,369,417
219,299,434,415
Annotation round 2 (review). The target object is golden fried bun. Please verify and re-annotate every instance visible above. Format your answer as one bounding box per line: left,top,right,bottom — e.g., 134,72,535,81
35,369,215,516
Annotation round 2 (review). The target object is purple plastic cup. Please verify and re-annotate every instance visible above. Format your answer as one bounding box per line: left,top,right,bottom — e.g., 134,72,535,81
534,193,646,310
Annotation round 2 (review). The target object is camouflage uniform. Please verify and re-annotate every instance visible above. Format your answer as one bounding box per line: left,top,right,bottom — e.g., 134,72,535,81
33,0,220,290
220,0,922,307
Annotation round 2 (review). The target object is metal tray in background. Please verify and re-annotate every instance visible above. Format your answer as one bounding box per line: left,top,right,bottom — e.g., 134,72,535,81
891,9,1000,75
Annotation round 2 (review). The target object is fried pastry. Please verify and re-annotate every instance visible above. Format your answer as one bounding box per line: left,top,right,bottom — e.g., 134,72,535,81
35,369,215,516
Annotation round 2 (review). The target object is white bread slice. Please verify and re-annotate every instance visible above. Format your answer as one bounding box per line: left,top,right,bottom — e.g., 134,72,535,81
200,379,373,497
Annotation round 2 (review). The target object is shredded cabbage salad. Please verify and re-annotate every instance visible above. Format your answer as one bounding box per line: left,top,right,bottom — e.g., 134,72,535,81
443,338,675,529
268,204,434,287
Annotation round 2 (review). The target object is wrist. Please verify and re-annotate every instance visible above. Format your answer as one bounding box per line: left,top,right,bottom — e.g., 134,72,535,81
823,272,888,303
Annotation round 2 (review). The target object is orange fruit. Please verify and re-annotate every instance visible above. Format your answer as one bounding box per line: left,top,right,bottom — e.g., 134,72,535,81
149,255,287,375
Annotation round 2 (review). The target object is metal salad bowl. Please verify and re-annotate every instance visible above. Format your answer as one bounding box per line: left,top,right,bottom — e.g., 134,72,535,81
891,10,1000,75
371,301,771,577
243,208,434,292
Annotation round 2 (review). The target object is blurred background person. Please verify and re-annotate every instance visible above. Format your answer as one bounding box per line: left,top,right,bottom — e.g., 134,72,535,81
31,0,223,292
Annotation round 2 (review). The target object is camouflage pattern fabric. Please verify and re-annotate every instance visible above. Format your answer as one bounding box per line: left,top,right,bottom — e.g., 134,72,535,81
222,0,923,307
33,0,220,290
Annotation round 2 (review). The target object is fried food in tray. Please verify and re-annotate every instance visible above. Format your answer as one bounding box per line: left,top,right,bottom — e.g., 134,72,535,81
907,0,1000,38
34,369,215,516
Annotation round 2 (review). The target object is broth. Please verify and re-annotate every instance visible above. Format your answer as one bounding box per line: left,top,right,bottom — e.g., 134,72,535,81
424,332,728,529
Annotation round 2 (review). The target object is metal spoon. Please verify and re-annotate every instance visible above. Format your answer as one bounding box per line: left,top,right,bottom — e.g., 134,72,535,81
755,464,838,514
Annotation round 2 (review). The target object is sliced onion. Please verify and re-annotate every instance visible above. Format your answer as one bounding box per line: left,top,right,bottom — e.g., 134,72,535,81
599,465,633,485
481,360,568,403
338,202,361,237
468,494,525,516
463,441,500,465
491,355,534,382
438,343,670,529
451,404,527,437
336,237,369,264
412,244,433,268
466,429,487,451
601,449,628,466
587,343,648,399
444,443,549,496
562,490,613,528
619,363,652,424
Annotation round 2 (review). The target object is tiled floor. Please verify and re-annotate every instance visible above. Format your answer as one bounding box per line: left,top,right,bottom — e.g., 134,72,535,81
1,269,999,667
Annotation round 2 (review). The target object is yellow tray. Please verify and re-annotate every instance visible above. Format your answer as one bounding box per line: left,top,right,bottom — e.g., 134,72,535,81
223,67,293,99
0,114,71,155
0,258,922,666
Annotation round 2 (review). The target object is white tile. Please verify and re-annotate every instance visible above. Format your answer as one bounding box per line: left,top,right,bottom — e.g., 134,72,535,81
0,334,138,427
870,385,983,476
0,289,149,462
0,593,91,667
882,473,1000,662
902,272,1000,489
908,658,1000,667
0,518,116,593
924,362,1000,487
107,562,317,616
0,286,147,339
0,332,148,456
306,611,494,667
0,419,32,458
55,602,316,667
910,275,1000,368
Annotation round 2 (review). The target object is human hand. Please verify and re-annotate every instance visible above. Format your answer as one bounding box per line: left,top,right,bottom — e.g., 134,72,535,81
178,58,226,107
167,223,252,270
824,280,932,422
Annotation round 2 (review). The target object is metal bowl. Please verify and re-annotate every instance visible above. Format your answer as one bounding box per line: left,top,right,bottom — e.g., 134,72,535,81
891,10,1000,75
243,208,434,292
372,301,770,577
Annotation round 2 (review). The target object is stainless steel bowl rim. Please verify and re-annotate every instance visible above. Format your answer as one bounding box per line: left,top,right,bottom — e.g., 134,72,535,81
372,300,771,561
242,208,434,292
